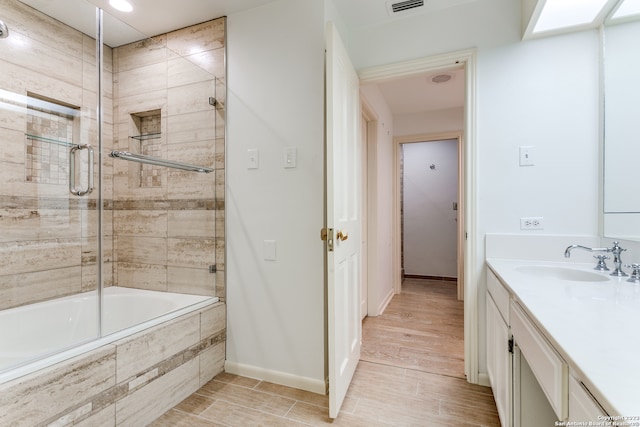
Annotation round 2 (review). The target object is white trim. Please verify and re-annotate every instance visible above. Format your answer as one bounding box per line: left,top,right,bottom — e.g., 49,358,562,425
357,48,479,384
224,361,327,395
376,287,395,316
478,372,491,387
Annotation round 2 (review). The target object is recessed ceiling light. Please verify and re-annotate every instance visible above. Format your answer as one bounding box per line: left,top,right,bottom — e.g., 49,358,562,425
109,0,133,12
534,0,609,33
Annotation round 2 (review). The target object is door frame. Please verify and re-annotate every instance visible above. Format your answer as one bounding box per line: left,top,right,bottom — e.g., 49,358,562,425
394,132,464,299
358,48,479,384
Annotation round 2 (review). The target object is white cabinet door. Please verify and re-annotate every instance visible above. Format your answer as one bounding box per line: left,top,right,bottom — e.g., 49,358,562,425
569,376,607,421
487,293,511,427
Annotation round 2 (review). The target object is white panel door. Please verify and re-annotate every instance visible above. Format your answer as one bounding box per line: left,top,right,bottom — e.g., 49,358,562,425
326,21,361,419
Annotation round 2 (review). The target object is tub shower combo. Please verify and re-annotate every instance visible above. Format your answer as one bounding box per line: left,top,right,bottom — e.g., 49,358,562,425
0,1,226,425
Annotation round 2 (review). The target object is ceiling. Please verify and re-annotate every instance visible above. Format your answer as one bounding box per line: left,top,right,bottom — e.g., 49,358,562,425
16,0,465,115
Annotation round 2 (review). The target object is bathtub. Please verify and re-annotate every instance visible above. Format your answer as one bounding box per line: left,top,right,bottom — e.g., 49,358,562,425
0,286,218,383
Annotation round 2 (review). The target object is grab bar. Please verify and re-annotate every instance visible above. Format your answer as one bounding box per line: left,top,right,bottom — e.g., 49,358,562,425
109,151,214,173
69,144,94,196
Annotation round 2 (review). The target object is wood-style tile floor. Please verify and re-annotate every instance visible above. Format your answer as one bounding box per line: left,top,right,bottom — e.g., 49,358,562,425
152,278,500,426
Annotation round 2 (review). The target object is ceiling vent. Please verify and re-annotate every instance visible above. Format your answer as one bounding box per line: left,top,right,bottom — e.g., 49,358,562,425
388,0,425,14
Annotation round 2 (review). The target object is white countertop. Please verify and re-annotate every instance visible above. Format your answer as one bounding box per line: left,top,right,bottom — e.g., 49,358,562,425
486,258,640,417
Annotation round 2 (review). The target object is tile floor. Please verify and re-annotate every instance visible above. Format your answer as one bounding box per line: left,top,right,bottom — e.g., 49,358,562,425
152,279,500,426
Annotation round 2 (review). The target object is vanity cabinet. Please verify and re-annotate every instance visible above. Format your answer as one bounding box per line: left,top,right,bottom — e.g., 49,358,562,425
486,272,512,427
568,376,607,421
486,267,608,427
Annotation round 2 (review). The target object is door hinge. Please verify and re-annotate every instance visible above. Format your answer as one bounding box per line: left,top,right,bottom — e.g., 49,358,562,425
320,228,334,252
508,337,514,354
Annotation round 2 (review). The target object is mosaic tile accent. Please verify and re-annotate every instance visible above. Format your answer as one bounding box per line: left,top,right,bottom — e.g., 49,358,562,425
25,104,75,185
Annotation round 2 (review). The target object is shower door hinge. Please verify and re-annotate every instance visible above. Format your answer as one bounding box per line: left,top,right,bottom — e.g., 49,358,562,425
508,337,514,354
320,228,334,252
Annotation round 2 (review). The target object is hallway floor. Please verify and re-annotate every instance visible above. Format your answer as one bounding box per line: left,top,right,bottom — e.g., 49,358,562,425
151,278,500,426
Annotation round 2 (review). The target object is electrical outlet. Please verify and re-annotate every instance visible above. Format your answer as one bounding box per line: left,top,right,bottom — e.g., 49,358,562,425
520,217,544,230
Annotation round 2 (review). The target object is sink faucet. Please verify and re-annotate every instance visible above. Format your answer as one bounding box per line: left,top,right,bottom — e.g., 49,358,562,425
564,241,628,277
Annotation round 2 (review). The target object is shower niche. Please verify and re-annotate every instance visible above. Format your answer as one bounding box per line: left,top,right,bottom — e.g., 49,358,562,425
129,109,163,188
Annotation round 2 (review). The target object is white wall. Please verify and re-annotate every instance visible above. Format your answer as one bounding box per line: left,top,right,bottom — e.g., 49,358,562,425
226,0,601,387
394,107,464,137
346,0,600,377
360,84,395,315
226,0,326,392
403,140,459,278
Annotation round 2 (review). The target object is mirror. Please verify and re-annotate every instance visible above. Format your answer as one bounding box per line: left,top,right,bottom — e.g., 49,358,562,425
603,1,640,241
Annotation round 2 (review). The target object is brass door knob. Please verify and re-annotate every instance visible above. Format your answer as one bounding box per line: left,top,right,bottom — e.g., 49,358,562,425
337,230,348,241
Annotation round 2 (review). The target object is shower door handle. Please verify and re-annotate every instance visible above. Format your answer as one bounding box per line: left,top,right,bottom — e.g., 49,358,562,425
69,144,94,196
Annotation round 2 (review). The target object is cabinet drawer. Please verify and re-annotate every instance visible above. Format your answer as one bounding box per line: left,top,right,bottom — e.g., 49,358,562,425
569,376,607,421
487,269,510,324
510,301,568,420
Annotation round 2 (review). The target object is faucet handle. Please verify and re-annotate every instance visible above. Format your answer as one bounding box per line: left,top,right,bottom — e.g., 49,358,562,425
624,263,640,283
593,255,610,271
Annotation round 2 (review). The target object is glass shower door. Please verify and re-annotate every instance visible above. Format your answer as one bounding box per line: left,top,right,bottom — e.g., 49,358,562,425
0,0,101,372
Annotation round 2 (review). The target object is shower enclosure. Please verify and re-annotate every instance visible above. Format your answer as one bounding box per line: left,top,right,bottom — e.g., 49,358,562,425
0,0,225,387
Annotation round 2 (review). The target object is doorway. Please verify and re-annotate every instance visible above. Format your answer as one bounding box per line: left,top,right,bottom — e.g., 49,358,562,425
397,134,464,300
358,48,479,384
400,138,460,284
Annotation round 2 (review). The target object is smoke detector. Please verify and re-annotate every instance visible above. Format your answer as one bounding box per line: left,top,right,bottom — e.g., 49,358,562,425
386,0,425,16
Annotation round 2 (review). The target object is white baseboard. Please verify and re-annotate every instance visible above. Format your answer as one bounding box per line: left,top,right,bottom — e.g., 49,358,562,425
377,288,394,315
224,361,327,395
477,372,491,387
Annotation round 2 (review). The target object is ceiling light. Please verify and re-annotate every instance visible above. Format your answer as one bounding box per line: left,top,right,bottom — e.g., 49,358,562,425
533,0,609,33
611,0,640,19
109,0,133,12
431,74,452,84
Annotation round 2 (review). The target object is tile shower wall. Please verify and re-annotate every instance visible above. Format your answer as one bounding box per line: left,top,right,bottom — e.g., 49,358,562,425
112,18,225,299
0,0,115,310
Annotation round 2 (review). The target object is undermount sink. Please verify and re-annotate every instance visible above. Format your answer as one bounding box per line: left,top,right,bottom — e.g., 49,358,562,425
515,265,610,282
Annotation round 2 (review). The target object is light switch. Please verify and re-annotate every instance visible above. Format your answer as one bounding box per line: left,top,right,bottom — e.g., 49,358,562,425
263,240,276,261
283,147,297,168
519,146,534,166
247,148,259,169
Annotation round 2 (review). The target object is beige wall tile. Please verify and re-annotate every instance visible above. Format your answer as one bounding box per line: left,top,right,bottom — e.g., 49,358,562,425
199,342,225,386
1,0,84,60
117,62,168,98
167,19,224,56
114,236,167,264
166,140,215,174
200,303,226,338
167,170,215,200
114,91,167,124
167,80,216,116
0,208,81,243
113,210,168,237
0,266,82,310
115,35,167,72
115,357,198,426
0,238,82,276
168,54,218,88
115,313,200,381
0,128,26,164
166,110,215,144
167,238,215,268
0,345,116,427
167,266,214,296
116,262,167,291
167,210,215,238
0,31,83,88
74,405,116,427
